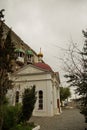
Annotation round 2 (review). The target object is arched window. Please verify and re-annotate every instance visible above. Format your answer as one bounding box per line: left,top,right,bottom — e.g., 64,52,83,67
38,90,43,110
15,91,19,104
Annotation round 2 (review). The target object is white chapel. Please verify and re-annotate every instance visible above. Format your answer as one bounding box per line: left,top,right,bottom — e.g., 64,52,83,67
8,48,61,117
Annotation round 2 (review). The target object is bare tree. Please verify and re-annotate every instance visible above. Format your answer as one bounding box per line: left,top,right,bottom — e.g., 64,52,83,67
62,30,87,119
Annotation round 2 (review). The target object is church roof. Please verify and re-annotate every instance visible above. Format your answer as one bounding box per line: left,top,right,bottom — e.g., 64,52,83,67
34,62,53,71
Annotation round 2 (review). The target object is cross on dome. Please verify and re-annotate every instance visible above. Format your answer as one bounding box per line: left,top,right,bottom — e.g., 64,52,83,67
38,48,43,62
38,48,43,57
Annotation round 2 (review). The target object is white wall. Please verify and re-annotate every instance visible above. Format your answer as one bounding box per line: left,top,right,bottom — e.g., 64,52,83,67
10,66,60,116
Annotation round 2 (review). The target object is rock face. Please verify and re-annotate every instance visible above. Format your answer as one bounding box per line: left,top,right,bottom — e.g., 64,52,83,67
1,21,31,50
0,21,39,71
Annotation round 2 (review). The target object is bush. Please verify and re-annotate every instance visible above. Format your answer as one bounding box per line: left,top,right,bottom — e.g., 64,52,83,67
10,123,34,130
2,104,21,130
19,86,36,123
80,105,87,123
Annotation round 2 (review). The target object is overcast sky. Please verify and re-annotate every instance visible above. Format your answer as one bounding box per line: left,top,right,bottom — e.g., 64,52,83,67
0,0,87,87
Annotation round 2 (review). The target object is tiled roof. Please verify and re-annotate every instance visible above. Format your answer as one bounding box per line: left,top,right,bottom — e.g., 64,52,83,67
34,62,53,71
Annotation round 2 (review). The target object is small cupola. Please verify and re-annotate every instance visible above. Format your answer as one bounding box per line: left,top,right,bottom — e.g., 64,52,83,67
26,50,33,64
15,48,25,65
37,48,43,62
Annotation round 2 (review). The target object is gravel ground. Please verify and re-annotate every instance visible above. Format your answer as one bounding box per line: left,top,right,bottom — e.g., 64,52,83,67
30,108,87,130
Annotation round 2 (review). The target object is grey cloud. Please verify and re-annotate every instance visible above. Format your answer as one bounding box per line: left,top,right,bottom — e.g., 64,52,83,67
0,0,87,85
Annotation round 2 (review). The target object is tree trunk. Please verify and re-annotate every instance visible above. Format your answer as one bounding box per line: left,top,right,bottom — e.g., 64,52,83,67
0,106,3,130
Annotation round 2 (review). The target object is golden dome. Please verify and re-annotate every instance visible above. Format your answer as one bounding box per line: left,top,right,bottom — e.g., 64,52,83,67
38,48,43,57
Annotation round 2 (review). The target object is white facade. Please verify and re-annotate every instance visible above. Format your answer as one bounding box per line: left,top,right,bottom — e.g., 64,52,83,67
8,64,60,117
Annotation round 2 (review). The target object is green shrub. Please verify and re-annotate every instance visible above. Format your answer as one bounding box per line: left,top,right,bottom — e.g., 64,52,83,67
10,123,33,130
2,104,21,130
19,86,36,123
80,105,87,123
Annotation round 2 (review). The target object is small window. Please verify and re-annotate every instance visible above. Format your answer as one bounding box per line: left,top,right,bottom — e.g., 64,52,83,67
28,55,31,59
38,90,43,110
20,52,23,57
15,91,19,104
